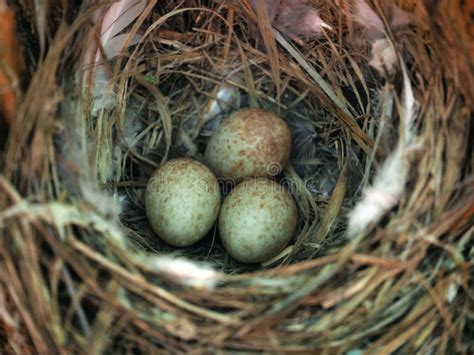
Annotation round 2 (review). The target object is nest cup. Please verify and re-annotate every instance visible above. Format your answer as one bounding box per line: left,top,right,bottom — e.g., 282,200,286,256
1,0,473,353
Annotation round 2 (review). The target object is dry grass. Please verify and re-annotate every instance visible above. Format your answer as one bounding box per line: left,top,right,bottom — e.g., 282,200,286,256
1,0,473,353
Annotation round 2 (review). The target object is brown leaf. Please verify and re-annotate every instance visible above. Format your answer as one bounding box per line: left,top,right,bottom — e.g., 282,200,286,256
0,7,24,125
251,0,330,42
424,0,474,109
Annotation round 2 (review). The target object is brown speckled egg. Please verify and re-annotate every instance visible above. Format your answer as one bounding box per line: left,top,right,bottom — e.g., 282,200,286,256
145,158,221,247
219,178,297,263
204,108,291,183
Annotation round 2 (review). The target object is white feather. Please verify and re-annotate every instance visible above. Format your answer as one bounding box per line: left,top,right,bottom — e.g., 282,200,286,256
146,256,218,290
84,0,147,114
103,33,142,59
369,38,398,75
348,61,416,238
99,0,146,50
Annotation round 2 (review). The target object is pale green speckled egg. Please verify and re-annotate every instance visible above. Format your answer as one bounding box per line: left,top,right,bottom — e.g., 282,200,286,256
204,108,291,183
145,158,221,247
219,178,297,263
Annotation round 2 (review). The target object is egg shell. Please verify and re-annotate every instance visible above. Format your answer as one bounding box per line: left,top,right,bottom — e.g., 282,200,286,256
145,158,221,247
204,108,291,183
219,178,297,263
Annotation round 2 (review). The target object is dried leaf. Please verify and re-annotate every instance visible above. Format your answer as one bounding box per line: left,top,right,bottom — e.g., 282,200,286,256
251,0,331,41
0,7,24,125
352,0,384,31
274,0,331,40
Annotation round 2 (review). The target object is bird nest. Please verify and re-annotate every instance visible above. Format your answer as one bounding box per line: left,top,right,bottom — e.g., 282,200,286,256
1,0,473,353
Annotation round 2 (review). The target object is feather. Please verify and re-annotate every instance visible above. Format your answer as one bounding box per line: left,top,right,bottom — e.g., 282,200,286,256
351,0,411,38
348,61,416,238
143,256,218,290
100,0,146,44
352,0,384,31
103,32,142,59
83,0,147,114
369,38,398,74
97,0,146,62
350,0,411,75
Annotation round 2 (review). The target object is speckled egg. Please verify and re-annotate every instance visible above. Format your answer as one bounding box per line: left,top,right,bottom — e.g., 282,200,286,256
145,158,221,247
204,108,291,183
219,178,297,263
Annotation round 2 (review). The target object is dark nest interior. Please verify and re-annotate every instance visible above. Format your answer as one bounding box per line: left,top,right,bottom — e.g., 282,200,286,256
1,0,473,353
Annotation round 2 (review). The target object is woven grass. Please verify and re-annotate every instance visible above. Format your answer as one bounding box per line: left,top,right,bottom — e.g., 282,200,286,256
1,0,473,353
